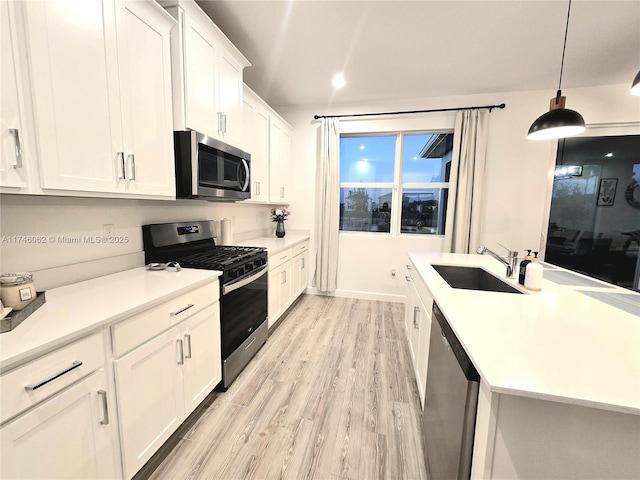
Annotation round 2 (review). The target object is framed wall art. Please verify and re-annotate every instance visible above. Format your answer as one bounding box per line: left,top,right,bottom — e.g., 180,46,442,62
597,178,617,206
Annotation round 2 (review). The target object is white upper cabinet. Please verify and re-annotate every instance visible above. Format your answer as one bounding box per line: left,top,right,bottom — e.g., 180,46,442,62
163,0,250,149
115,0,176,197
243,85,270,202
20,0,175,198
0,0,29,190
269,115,292,204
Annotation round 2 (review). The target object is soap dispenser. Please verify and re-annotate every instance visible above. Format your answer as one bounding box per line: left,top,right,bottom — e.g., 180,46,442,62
524,252,543,291
518,250,533,285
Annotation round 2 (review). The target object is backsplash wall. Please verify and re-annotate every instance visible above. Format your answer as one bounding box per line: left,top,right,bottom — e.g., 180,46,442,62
0,194,275,288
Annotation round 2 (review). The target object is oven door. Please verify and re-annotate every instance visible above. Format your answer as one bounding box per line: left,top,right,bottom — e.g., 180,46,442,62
220,266,268,359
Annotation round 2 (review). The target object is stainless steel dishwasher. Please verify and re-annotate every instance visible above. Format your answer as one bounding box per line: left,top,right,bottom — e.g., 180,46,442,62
422,302,480,480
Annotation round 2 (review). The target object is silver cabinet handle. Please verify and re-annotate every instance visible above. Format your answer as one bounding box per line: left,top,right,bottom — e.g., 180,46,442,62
177,339,184,365
9,129,22,169
98,390,109,425
217,112,223,133
222,113,227,133
405,275,412,282
301,258,305,269
255,181,260,195
128,153,136,181
170,304,194,317
280,186,285,198
117,152,125,180
25,361,83,391
413,306,420,329
406,264,412,270
184,334,192,359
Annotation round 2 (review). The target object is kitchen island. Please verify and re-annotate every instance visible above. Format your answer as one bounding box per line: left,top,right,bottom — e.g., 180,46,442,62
407,252,640,479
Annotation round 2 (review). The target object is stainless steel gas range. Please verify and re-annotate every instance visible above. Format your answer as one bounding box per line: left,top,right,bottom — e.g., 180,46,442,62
142,221,268,390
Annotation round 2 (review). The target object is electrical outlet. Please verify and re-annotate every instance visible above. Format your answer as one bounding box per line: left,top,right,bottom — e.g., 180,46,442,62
102,224,114,236
391,269,396,279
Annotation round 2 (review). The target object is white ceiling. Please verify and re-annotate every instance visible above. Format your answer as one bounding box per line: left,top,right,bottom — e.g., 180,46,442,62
196,0,640,108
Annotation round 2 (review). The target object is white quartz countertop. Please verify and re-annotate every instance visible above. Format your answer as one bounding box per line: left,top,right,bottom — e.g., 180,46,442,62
408,252,640,415
0,267,221,371
235,234,309,255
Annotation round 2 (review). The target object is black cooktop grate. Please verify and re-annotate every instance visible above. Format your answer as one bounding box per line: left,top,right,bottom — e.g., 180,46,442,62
178,246,265,269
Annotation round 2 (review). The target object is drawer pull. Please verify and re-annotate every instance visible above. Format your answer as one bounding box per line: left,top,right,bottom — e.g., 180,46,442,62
406,264,412,270
24,361,83,391
405,275,412,282
244,336,257,350
98,390,109,425
170,304,194,317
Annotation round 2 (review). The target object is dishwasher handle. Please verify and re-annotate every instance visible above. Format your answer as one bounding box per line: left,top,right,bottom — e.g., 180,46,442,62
432,303,480,382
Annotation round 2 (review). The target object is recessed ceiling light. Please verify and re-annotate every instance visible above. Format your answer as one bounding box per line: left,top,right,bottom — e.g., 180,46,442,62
605,152,613,157
413,156,418,160
359,145,365,150
332,73,346,89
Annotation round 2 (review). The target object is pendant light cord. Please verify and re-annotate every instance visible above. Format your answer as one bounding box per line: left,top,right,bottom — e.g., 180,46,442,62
557,0,572,98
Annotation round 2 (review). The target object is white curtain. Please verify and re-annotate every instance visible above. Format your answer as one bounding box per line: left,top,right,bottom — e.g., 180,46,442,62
444,109,490,254
314,118,340,293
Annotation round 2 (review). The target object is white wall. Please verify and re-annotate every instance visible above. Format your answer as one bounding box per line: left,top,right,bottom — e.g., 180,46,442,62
280,83,640,301
0,194,274,288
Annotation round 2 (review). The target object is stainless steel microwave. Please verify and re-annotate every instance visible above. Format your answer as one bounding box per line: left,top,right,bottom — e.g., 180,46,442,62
174,130,251,201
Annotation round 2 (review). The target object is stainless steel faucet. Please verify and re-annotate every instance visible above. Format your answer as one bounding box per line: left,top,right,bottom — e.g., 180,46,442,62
476,245,518,278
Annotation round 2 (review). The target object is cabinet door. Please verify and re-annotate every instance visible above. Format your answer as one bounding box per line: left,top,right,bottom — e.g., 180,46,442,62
0,370,118,480
415,293,432,405
217,50,243,147
0,0,27,189
407,282,421,368
114,325,184,479
292,251,309,298
280,261,293,313
183,14,218,138
269,118,292,203
243,98,270,202
182,304,221,416
116,0,175,197
268,266,282,328
24,0,123,193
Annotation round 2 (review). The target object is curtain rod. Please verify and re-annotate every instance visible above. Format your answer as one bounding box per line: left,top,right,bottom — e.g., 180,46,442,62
313,103,506,120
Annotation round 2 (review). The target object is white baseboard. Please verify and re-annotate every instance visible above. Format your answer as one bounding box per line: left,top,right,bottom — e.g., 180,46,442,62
305,287,406,304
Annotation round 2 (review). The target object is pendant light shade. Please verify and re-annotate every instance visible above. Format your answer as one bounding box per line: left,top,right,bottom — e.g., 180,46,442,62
527,0,586,140
631,70,640,96
527,92,585,140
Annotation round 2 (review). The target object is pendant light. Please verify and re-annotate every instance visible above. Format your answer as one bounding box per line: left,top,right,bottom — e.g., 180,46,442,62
527,0,585,140
631,70,640,96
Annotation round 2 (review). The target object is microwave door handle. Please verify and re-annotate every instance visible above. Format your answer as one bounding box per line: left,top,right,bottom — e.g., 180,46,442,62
240,159,250,192
190,131,198,195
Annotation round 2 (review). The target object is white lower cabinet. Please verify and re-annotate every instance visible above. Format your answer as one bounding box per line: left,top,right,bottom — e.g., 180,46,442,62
268,254,292,329
114,302,221,479
0,332,119,479
267,240,309,328
404,261,434,407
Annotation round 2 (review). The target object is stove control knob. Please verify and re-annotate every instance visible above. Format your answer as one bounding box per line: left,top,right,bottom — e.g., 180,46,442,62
254,258,264,268
245,263,254,271
237,266,245,276
229,269,239,279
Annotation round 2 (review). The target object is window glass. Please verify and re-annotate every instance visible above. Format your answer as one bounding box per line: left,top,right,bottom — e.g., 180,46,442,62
402,133,453,183
340,187,392,232
400,188,448,235
340,136,396,183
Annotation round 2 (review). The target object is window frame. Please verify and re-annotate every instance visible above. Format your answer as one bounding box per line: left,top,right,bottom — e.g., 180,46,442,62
339,129,454,236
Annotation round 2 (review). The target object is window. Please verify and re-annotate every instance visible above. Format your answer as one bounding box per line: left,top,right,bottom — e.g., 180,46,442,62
339,132,453,235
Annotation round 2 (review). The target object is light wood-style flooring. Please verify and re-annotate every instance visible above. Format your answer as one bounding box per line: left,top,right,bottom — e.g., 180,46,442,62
135,295,427,480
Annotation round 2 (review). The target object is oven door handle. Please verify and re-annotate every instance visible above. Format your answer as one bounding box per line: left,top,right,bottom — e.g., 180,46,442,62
223,265,268,295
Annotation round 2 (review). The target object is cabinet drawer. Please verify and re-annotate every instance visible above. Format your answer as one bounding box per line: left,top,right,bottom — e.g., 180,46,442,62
0,332,105,424
111,281,218,358
269,247,293,269
292,240,309,257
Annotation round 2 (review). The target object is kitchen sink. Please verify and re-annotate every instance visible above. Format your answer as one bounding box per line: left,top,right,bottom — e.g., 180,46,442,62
431,264,523,294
